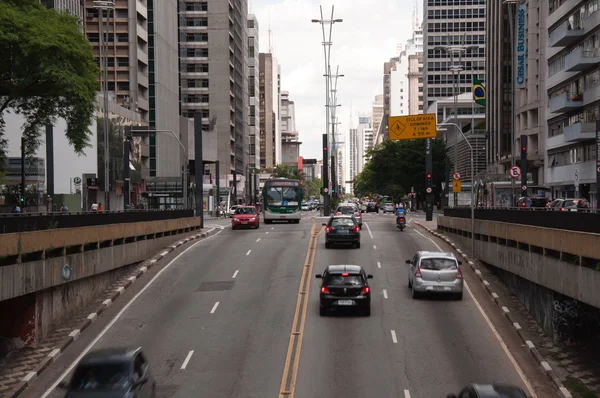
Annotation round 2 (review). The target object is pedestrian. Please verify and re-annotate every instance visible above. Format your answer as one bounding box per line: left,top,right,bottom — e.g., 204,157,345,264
97,202,103,212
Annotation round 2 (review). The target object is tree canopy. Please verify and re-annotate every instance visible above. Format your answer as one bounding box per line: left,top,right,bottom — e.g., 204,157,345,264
273,164,302,180
354,139,448,201
302,177,322,198
0,0,99,167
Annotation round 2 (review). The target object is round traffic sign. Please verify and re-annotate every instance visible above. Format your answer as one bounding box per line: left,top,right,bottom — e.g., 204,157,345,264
452,172,461,180
426,187,433,194
597,166,600,173
509,165,522,178
323,188,329,194
521,185,527,191
74,177,82,185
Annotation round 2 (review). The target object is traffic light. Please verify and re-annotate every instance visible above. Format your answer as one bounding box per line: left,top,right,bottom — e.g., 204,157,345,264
19,197,24,204
331,187,335,193
426,173,432,187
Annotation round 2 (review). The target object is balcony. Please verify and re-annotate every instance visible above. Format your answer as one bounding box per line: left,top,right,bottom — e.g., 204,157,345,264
564,122,596,142
137,47,148,65
548,20,584,48
548,91,583,113
565,47,600,72
583,84,600,105
137,96,149,111
583,10,600,33
137,72,148,88
136,0,147,19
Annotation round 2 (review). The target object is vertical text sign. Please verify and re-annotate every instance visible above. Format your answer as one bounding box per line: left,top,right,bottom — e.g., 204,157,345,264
516,2,527,89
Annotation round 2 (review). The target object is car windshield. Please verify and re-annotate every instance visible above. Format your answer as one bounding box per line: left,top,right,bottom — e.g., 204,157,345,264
265,186,300,206
235,207,256,214
338,206,356,213
419,258,457,270
331,218,355,227
70,363,131,391
326,274,364,286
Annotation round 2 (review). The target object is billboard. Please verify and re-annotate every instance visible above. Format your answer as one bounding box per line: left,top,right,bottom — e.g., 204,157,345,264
515,2,527,89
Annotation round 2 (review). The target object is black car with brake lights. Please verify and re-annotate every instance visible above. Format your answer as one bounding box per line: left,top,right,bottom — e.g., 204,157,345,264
322,215,361,249
315,265,373,316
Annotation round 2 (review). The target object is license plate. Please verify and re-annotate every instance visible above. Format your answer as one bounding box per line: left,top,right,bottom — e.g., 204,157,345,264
337,230,348,234
337,300,353,306
241,221,248,224
433,286,451,291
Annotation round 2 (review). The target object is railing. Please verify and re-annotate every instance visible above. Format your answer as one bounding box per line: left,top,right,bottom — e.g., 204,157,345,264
0,209,195,234
443,207,600,233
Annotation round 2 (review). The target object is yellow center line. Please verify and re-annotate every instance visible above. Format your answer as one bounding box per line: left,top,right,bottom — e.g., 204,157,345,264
278,220,324,397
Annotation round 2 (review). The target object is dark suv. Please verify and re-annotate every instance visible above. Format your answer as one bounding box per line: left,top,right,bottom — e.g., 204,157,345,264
315,265,373,316
59,347,156,397
366,201,379,213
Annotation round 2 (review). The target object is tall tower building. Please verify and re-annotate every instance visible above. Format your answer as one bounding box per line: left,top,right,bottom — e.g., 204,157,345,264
179,0,249,189
348,128,360,189
422,0,486,108
247,15,260,170
371,95,384,140
259,53,278,169
391,26,424,118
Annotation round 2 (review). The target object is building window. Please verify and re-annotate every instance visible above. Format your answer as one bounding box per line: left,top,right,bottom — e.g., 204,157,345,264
247,19,254,28
185,2,207,12
186,17,207,27
186,48,208,57
187,79,209,88
186,63,208,73
186,33,208,42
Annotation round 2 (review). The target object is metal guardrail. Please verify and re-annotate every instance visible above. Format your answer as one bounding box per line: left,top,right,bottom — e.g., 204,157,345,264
0,209,195,234
443,207,600,234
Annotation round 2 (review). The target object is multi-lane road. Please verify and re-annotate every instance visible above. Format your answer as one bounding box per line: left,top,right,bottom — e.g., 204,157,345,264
24,210,558,398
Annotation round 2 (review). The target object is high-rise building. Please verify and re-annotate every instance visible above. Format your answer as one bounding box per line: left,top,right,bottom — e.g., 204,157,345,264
259,52,280,169
348,128,360,191
382,59,399,139
179,0,249,192
422,0,486,108
41,0,84,24
247,15,260,170
545,0,599,200
390,26,424,118
371,95,384,139
486,0,547,197
280,90,301,167
357,114,371,169
335,136,345,192
408,53,425,115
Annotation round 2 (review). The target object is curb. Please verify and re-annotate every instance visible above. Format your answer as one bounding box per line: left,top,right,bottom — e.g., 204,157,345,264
413,222,573,398
5,228,217,398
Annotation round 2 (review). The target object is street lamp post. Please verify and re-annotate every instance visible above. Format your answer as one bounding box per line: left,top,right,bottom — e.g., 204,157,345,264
312,6,342,215
438,122,475,257
329,65,344,196
434,44,478,207
94,0,114,210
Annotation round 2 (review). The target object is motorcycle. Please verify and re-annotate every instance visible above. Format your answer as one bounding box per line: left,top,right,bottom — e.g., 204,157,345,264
396,215,406,231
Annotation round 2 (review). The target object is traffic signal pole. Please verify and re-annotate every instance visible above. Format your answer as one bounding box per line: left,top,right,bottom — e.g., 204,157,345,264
21,136,25,209
520,135,527,196
425,138,433,221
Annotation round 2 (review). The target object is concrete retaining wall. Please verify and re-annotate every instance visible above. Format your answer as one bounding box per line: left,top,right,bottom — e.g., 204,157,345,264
438,216,600,310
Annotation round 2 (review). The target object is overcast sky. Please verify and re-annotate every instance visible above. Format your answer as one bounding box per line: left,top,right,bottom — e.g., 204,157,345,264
252,0,416,160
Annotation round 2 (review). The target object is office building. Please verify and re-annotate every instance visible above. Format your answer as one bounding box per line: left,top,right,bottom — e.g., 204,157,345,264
281,90,301,167
335,137,345,192
259,52,281,169
485,0,547,206
356,114,371,170
248,14,260,170
41,0,84,24
408,53,425,115
371,95,384,142
302,158,318,181
390,26,424,118
180,0,249,195
422,0,486,107
545,0,599,201
348,128,360,190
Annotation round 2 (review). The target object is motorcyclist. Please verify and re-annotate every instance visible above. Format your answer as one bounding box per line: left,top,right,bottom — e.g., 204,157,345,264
396,204,405,221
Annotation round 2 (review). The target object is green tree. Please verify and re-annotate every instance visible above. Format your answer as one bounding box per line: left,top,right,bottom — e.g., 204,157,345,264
273,164,302,179
301,177,322,198
0,0,99,169
354,139,448,202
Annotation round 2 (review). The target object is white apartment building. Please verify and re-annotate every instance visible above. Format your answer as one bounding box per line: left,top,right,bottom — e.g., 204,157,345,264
545,0,600,201
363,128,374,164
390,26,424,118
348,128,360,191
335,139,345,193
357,114,371,169
408,52,425,115
248,15,260,170
372,95,384,141
281,90,297,141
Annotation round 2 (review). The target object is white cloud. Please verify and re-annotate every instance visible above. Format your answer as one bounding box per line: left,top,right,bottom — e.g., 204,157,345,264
252,0,416,159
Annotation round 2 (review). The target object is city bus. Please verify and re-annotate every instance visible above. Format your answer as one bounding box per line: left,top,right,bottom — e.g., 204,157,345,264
262,178,303,224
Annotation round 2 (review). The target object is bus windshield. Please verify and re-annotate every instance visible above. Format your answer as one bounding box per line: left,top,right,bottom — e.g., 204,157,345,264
265,186,300,206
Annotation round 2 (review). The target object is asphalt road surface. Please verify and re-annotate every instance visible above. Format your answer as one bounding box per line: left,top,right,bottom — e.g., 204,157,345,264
24,210,557,398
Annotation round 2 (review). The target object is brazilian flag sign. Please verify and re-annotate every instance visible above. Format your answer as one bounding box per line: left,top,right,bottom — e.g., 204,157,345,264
473,75,486,107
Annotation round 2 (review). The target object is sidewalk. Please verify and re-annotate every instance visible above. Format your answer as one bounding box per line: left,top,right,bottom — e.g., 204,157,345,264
0,228,217,398
414,217,600,398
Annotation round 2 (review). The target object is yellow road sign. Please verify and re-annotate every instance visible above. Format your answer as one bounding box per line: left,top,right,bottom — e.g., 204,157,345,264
452,179,461,193
388,114,437,141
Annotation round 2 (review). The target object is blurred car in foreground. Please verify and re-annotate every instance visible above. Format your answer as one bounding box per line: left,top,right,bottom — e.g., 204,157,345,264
407,251,463,300
446,383,527,398
315,265,373,316
383,203,395,213
58,347,156,397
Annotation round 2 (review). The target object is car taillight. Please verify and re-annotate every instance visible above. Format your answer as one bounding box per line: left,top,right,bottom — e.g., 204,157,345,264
335,212,340,215
352,226,359,233
456,267,462,279
399,217,405,222
326,226,332,233
521,202,526,207
415,266,422,278
355,212,360,217
361,287,370,294
321,286,329,293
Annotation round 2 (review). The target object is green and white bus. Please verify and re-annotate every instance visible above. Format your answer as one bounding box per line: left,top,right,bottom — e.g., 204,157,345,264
262,178,303,224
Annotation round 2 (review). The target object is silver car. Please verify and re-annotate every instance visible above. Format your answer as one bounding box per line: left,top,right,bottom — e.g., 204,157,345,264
406,251,463,300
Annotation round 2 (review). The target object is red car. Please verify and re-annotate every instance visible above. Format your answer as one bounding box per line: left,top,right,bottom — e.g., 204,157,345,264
232,206,260,230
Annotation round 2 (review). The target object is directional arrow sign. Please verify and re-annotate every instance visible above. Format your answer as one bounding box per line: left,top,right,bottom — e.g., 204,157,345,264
387,114,437,141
